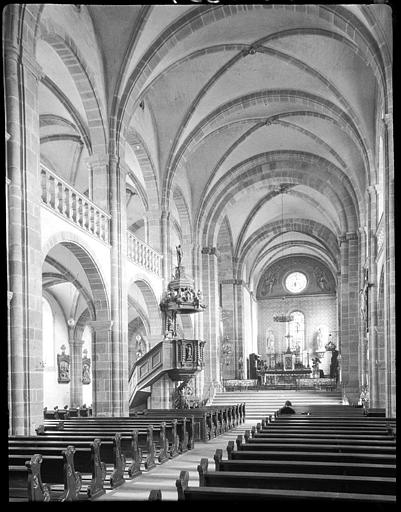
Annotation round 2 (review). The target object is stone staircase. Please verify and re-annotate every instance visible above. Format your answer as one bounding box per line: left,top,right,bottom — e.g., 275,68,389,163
210,389,344,421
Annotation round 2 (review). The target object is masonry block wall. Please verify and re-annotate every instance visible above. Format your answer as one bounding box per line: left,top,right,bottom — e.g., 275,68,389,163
257,295,337,357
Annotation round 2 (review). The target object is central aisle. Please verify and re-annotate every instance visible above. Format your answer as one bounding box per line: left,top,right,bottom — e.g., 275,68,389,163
96,420,255,501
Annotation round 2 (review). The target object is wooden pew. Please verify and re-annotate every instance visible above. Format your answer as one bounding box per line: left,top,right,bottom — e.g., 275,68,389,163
131,413,193,451
213,448,396,478
8,439,106,499
9,440,105,499
244,430,396,448
9,446,88,501
9,454,51,502
198,456,396,496
10,433,125,490
35,426,153,473
142,409,212,442
175,470,396,504
40,418,179,459
235,434,396,456
226,439,395,466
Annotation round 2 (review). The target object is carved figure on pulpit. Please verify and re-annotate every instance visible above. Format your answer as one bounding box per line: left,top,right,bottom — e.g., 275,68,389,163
176,245,183,267
185,343,193,361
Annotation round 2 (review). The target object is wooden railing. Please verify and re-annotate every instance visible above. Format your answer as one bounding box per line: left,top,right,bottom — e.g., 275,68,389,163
40,165,110,244
127,231,162,276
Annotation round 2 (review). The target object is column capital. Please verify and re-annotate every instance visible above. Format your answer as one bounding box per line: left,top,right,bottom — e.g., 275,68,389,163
68,338,85,347
366,184,378,197
382,112,392,125
87,153,109,169
5,42,44,81
345,231,358,241
201,246,219,257
88,320,113,332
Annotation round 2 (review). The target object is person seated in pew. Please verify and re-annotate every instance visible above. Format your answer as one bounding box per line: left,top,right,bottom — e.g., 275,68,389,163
278,400,296,415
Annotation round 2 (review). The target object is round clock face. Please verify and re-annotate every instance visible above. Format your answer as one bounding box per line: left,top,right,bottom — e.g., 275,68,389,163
285,272,307,293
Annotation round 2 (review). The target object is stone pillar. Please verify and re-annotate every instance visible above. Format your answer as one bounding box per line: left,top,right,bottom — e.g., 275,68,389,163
147,210,163,254
358,226,368,389
381,114,395,416
338,232,360,405
87,153,109,212
88,320,113,416
109,155,129,416
161,210,171,280
68,332,84,408
367,185,379,406
233,280,244,379
5,32,44,435
201,247,220,385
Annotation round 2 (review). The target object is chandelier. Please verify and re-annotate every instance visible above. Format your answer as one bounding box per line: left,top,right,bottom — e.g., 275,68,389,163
273,185,293,323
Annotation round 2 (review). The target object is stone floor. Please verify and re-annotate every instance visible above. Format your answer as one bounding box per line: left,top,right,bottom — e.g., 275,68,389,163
96,421,255,501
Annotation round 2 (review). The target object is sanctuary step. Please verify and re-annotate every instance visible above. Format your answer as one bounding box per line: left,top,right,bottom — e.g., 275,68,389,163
210,390,343,420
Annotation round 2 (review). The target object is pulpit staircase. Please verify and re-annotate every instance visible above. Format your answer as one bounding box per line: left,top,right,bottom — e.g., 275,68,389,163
209,389,344,420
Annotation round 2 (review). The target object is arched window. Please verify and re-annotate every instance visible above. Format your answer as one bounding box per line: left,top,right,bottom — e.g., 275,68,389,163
287,311,305,353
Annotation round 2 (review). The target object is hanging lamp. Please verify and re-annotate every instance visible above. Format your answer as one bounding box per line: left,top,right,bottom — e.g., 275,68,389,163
273,185,293,323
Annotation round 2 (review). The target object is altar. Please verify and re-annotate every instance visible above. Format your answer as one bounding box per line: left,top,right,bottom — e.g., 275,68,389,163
258,368,312,387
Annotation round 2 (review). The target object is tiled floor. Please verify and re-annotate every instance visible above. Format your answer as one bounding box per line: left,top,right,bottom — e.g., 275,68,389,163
96,421,255,501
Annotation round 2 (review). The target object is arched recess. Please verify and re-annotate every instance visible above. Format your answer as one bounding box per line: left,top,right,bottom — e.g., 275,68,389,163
128,277,162,344
41,233,110,320
37,19,108,154
125,130,161,250
198,153,361,252
236,219,340,283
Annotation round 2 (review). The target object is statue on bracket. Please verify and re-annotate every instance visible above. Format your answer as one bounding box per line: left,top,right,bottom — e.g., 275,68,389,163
82,348,91,385
57,345,70,383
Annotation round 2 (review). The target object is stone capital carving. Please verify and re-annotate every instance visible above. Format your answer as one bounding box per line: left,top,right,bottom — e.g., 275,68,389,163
345,231,358,241
87,153,109,169
87,320,113,332
382,112,392,125
201,246,218,257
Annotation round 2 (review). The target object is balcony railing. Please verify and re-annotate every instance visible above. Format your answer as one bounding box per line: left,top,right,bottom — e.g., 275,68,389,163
127,231,162,276
41,165,110,244
41,165,163,276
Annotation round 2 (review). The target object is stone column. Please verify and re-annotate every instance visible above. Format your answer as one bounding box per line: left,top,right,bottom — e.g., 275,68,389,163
367,185,379,407
201,247,220,385
109,155,129,416
382,113,395,417
161,209,171,280
5,33,44,435
358,226,368,389
68,332,84,408
338,232,360,404
233,280,244,379
88,320,113,416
